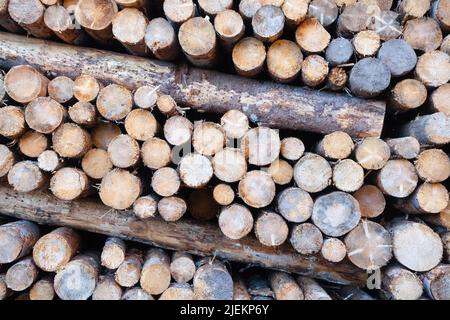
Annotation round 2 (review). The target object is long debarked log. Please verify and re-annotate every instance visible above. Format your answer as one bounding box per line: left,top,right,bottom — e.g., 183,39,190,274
0,185,366,285
0,32,385,138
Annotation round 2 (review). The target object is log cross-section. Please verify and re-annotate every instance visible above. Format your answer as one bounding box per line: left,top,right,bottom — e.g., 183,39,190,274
0,32,385,138
0,185,366,285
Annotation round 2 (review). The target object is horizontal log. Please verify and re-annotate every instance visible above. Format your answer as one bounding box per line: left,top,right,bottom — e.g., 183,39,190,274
0,32,385,138
0,185,366,285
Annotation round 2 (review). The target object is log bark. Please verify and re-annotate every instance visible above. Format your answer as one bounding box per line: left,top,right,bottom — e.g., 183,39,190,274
400,112,450,146
0,220,40,264
296,276,331,300
193,259,233,300
0,32,386,138
140,248,171,295
112,8,148,56
0,185,368,285
44,5,85,45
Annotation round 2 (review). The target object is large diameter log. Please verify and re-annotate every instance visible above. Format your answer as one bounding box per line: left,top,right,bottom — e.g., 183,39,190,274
0,32,386,138
0,185,367,285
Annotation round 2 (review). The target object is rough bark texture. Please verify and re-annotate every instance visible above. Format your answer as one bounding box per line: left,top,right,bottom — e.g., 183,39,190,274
0,32,386,138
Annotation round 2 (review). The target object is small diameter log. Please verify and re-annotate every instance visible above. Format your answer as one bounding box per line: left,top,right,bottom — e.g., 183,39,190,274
344,220,392,270
269,271,304,300
134,85,158,110
112,8,148,56
7,161,46,193
214,10,245,50
382,264,423,300
398,0,431,19
179,153,213,188
296,276,331,300
218,204,254,240
74,0,118,43
159,283,194,300
280,137,304,161
0,144,15,177
293,153,332,193
92,275,122,300
73,74,101,102
8,0,52,38
5,257,38,291
267,159,293,185
377,39,417,78
25,97,65,134
170,252,195,284
33,227,80,272
353,30,380,57
429,83,450,116
0,0,22,33
121,287,153,300
145,18,180,61
295,18,330,54
327,67,347,91
321,238,347,263
403,18,442,53
389,79,427,112
0,220,40,264
325,38,353,67
376,159,418,198
241,127,280,166
198,0,232,17
212,148,247,183
140,249,171,295
355,137,390,170
386,137,420,160
290,223,323,255
239,0,262,20
107,134,139,168
301,55,329,87
68,102,96,127
276,187,313,223
353,185,386,218
97,84,133,121
81,148,113,179
53,123,92,159
124,109,158,142
281,0,308,28
151,167,180,197
400,112,450,146
193,260,233,300
188,187,218,221
415,149,450,183
54,253,100,300
388,220,443,272
394,182,449,214
133,195,158,219
29,277,55,300
254,211,289,247
48,76,74,104
213,184,234,206
431,0,450,31
232,37,266,78
416,51,450,88
333,159,364,193
349,58,391,98
312,192,361,237
267,40,303,83
368,10,402,41
0,106,26,139
115,249,143,287
178,17,218,67
163,0,195,26
44,5,85,45
192,122,225,156
220,110,249,140
337,3,372,37
239,170,276,208
233,275,251,300
50,167,89,201
316,131,354,160
4,65,48,103
252,5,285,43
421,264,450,300
163,115,193,146
141,138,171,170
99,168,142,210
101,237,126,270
308,0,338,27
157,196,187,222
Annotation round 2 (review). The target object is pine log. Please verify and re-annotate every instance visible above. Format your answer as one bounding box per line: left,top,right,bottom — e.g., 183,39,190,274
301,54,329,87
97,84,133,121
325,38,353,66
281,0,308,28
158,196,187,222
44,5,85,45
0,185,369,285
385,137,420,160
267,159,293,185
170,252,195,284
101,237,126,270
163,115,192,146
29,276,55,300
133,195,157,219
0,0,22,33
73,74,101,102
163,0,195,26
134,85,158,110
429,83,450,116
0,106,26,139
280,137,304,161
295,17,330,53
394,182,448,214
254,210,288,247
415,51,450,88
332,159,364,193
121,286,153,300
267,39,303,83
337,3,373,36
124,109,158,141
239,0,262,20
232,37,266,78
0,32,386,138
416,149,450,183
389,79,427,112
353,184,385,218
398,0,431,20
81,148,113,179
192,121,225,156
276,187,313,223
4,65,48,103
218,203,253,240
382,264,423,300
400,112,450,146
290,223,323,255
53,123,91,158
252,5,284,43
421,264,450,300
321,238,346,263
179,153,213,188
159,282,194,300
5,256,38,291
308,0,338,27
112,8,148,56
0,220,39,264
214,10,245,50
193,259,233,300
293,153,331,193
376,159,418,198
316,131,354,160
233,275,251,300
50,167,89,201
25,97,65,134
327,67,347,91
99,168,142,210
213,184,234,206
355,137,390,170
198,0,232,17
368,10,402,41
145,18,180,61
156,94,179,116
349,57,391,98
239,170,276,208
107,134,139,168
0,144,14,177
140,248,171,295
48,76,74,104
377,39,417,77
403,18,442,53
353,30,380,57
8,0,52,38
151,167,180,197
115,248,143,287
7,161,47,193
69,102,96,127
212,148,247,183
92,274,122,300
421,209,450,230
141,138,171,170
296,276,332,300
269,271,304,300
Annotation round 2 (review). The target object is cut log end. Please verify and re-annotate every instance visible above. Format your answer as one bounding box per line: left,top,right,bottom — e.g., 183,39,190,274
99,168,141,210
255,211,289,247
293,153,332,193
239,170,276,208
377,159,418,198
353,185,386,218
290,223,323,255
